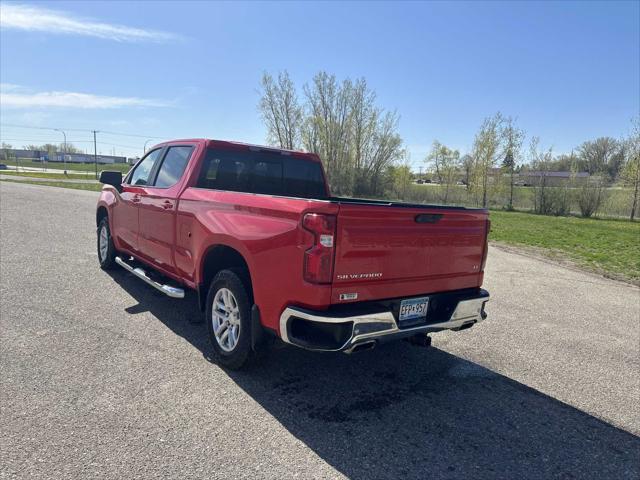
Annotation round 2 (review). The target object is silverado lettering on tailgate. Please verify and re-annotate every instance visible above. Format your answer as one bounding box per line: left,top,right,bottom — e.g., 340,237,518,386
336,272,383,281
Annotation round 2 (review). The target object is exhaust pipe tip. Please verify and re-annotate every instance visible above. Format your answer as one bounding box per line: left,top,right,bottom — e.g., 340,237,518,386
345,341,376,354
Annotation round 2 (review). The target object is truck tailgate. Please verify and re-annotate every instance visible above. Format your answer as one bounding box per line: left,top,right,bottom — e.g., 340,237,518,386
331,203,488,304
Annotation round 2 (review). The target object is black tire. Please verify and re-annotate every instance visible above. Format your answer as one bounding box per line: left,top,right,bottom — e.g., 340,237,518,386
97,217,117,270
206,269,254,369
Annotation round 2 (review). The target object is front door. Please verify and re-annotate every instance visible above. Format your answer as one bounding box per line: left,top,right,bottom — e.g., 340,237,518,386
112,148,163,253
138,145,194,274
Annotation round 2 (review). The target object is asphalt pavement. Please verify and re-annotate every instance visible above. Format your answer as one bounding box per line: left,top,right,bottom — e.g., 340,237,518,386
1,181,639,479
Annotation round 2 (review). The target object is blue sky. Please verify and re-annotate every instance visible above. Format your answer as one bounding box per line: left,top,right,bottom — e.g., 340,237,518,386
1,1,638,165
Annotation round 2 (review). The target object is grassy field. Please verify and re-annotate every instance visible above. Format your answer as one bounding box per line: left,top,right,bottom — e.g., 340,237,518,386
0,179,102,192
489,210,640,284
5,159,132,174
405,183,636,219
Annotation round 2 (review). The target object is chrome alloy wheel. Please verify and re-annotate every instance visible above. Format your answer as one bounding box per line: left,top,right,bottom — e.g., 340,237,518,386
212,288,241,352
99,224,109,262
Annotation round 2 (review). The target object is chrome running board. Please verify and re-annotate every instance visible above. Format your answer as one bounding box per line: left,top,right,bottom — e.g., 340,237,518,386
115,256,184,299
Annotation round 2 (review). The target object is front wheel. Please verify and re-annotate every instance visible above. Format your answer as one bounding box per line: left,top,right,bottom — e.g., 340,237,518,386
206,269,253,369
97,217,117,270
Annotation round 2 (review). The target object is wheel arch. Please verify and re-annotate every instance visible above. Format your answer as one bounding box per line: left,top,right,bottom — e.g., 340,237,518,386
96,205,109,227
198,244,254,311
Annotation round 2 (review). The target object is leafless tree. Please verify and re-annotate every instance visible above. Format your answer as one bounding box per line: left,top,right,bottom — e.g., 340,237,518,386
426,140,460,203
302,72,353,194
470,113,504,207
259,71,404,197
501,117,525,211
259,71,302,150
621,117,640,220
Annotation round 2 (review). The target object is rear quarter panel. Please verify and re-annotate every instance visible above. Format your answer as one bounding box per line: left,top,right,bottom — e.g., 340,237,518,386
175,189,338,332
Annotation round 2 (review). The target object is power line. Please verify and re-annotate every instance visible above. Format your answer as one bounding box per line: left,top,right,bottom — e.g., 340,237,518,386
0,137,95,143
99,130,166,140
1,123,166,140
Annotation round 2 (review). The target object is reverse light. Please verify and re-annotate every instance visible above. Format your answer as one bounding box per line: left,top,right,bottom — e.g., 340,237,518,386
303,213,336,284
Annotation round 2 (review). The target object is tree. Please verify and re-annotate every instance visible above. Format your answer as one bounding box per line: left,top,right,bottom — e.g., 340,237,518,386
470,113,503,207
259,71,404,197
302,72,353,194
530,137,550,214
577,137,622,180
426,140,460,203
501,117,525,211
549,152,580,172
621,117,640,221
460,154,473,188
259,71,302,150
390,160,413,200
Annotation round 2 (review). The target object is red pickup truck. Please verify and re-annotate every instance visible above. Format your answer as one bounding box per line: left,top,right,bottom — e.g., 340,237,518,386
96,139,490,369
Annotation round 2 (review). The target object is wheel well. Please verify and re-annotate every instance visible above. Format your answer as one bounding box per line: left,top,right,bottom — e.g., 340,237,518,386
96,206,108,227
200,245,253,302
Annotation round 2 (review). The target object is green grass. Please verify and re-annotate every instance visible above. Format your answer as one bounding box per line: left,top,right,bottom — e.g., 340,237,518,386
404,183,636,219
489,210,640,283
5,159,131,174
0,170,98,180
0,179,102,192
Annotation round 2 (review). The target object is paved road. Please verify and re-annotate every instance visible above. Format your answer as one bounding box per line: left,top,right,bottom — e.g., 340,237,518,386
1,174,98,184
1,182,639,479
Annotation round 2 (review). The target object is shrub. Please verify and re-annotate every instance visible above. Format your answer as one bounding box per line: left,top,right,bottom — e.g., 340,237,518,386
578,179,607,218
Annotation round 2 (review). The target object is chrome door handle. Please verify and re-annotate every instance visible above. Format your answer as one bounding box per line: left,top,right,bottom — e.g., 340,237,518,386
162,200,173,210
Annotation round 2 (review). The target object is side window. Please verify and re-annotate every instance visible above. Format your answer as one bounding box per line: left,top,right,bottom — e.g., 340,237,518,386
282,158,326,198
129,149,162,186
154,146,193,188
217,157,251,191
198,156,220,189
252,160,282,195
197,150,250,192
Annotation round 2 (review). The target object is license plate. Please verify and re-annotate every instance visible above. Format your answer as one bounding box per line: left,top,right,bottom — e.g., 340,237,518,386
399,296,429,324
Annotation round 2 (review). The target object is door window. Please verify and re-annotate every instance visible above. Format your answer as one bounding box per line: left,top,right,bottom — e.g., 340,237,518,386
154,146,193,188
128,149,162,186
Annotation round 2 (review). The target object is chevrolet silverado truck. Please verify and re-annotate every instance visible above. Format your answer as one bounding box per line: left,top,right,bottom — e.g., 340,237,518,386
96,139,490,369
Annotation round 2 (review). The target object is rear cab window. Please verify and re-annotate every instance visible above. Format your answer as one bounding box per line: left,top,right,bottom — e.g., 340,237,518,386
197,148,327,199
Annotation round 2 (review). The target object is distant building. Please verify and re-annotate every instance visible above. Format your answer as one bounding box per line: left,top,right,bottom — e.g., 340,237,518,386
4,149,126,164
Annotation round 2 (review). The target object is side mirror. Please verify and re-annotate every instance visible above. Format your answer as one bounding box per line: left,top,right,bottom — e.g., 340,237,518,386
99,171,123,192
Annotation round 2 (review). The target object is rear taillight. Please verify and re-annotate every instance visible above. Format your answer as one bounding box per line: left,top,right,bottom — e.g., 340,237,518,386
480,219,491,271
303,213,336,284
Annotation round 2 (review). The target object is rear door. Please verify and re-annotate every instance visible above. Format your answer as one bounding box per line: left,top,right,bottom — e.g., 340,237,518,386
332,203,488,302
137,145,194,273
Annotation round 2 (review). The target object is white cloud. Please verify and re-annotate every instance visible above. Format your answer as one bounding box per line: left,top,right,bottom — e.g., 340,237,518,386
0,85,170,109
0,4,181,43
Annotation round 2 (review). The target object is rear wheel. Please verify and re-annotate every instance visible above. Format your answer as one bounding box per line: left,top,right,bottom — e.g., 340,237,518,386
206,269,253,369
97,217,117,270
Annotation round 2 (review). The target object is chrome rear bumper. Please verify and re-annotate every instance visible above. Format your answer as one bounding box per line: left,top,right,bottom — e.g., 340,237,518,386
279,289,489,353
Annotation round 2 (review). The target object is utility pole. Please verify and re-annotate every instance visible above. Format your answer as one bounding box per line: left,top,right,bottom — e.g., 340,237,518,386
55,129,67,174
93,130,99,179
